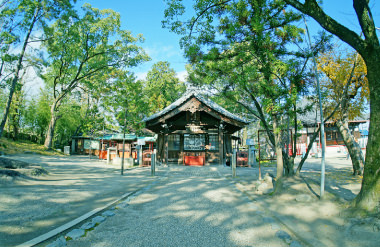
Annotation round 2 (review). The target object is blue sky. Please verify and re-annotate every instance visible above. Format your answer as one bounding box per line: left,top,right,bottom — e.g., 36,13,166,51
81,0,380,82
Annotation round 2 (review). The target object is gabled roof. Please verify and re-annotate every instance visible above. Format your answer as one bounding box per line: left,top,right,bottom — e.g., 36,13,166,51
143,90,249,124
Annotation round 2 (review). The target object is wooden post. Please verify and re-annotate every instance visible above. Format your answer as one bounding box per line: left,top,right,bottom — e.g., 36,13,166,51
232,149,236,178
151,149,156,176
165,134,168,166
107,148,110,165
138,145,143,167
89,137,92,160
219,124,224,166
258,131,262,180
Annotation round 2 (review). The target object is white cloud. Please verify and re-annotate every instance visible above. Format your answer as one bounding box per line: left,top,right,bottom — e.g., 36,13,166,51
145,45,180,60
135,72,148,81
176,70,188,82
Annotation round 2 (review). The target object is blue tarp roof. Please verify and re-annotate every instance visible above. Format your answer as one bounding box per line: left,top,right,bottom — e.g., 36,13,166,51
360,130,369,136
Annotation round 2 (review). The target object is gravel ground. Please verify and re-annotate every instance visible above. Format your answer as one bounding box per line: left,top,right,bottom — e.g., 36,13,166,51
0,154,156,247
65,167,291,247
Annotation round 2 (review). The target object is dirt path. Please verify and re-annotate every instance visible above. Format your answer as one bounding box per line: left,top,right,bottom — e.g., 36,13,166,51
0,154,156,247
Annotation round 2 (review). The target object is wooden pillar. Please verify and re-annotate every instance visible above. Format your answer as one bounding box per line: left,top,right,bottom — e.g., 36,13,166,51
180,134,184,165
219,124,224,165
165,134,168,166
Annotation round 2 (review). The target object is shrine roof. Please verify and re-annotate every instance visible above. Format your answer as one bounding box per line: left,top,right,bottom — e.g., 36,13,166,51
143,90,250,124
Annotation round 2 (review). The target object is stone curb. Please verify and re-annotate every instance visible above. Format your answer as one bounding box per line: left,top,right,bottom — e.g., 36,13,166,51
16,177,162,247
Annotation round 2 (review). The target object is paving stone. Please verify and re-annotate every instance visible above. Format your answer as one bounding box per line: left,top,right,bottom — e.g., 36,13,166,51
119,202,130,208
91,216,106,225
275,230,292,244
46,236,66,247
290,240,303,247
102,210,116,217
80,221,95,230
66,229,85,240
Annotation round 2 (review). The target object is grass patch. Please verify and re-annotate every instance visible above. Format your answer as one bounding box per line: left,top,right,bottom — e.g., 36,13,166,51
260,160,276,167
0,137,64,156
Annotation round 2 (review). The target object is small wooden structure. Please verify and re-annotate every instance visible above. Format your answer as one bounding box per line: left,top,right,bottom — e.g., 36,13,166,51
98,134,137,160
71,136,100,155
98,134,156,161
143,90,249,166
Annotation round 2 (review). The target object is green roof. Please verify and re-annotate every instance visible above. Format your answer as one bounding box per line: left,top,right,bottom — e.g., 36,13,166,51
111,134,137,141
92,134,156,142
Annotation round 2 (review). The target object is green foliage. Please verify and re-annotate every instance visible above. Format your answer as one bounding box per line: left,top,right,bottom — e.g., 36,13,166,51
0,0,76,85
163,0,330,176
143,61,186,114
23,88,52,142
164,0,311,126
101,71,147,134
41,3,149,148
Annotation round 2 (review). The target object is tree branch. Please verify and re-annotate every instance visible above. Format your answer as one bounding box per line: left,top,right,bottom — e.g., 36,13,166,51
284,0,366,54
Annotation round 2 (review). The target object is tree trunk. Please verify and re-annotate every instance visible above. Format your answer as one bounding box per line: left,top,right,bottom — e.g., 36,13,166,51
0,7,39,138
44,100,60,149
284,0,380,212
44,115,58,149
273,115,284,179
10,112,19,140
296,127,320,175
354,53,380,211
336,119,363,175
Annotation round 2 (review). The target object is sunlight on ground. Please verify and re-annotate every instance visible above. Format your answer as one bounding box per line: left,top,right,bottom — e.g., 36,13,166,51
205,212,230,226
172,210,208,222
203,188,237,203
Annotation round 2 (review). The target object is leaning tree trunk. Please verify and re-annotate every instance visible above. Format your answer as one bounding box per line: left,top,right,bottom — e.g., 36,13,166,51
354,53,380,212
336,119,364,175
0,7,39,138
273,115,284,179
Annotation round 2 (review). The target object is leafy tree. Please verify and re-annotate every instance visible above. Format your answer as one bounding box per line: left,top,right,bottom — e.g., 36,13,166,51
71,90,103,137
41,4,149,149
101,71,147,135
317,49,368,175
163,0,326,178
7,85,25,140
23,88,52,144
53,95,83,148
143,61,186,115
284,0,380,213
0,0,76,138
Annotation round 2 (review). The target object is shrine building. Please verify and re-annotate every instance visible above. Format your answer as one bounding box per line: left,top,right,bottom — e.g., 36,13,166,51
143,90,249,166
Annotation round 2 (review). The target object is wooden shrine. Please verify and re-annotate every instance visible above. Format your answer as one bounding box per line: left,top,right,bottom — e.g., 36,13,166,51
143,90,249,166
